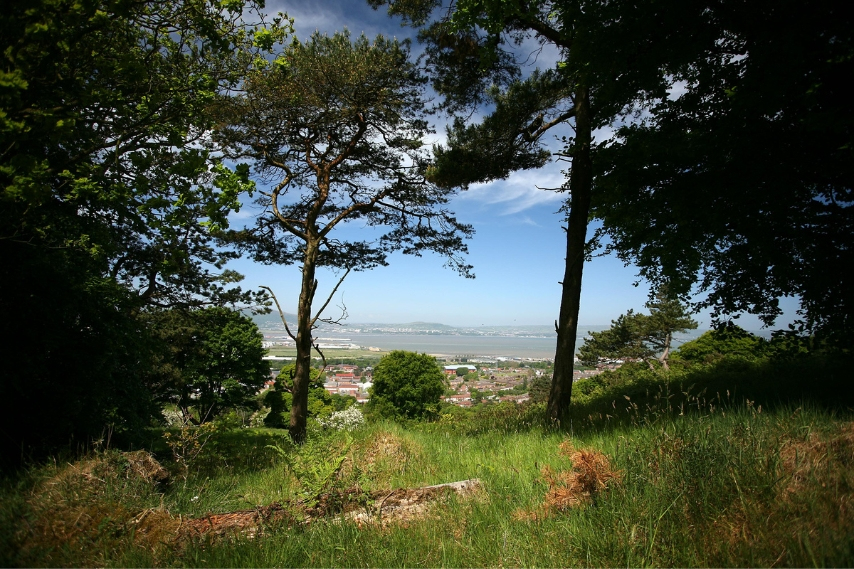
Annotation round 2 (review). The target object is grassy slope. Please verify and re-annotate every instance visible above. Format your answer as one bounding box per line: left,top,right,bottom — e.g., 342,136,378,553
3,354,854,567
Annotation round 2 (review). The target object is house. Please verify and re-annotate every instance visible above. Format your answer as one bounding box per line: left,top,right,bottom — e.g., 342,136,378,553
442,394,472,406
499,394,530,404
443,364,477,376
336,382,360,396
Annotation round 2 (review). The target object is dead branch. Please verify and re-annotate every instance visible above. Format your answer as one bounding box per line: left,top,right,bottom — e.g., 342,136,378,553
259,285,297,342
310,268,351,329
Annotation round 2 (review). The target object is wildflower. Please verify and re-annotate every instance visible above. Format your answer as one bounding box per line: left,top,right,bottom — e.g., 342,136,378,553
319,407,365,431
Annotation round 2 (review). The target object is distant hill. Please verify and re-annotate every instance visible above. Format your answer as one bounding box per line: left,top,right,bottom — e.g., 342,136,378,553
252,314,620,336
341,321,458,332
252,312,298,328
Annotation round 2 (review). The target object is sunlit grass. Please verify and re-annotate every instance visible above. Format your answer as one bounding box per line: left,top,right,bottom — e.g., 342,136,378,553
4,355,854,567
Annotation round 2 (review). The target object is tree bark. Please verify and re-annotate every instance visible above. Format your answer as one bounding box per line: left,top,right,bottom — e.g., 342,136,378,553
658,332,672,370
290,240,319,443
547,85,593,427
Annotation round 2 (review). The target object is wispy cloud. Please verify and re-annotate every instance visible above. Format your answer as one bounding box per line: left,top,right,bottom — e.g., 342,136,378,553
515,214,542,227
456,166,566,215
265,0,416,41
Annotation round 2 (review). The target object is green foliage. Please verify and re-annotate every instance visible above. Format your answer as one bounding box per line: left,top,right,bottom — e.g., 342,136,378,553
591,0,854,343
569,351,854,436
456,367,469,377
367,351,447,421
388,0,710,422
0,0,286,463
162,419,220,479
217,29,473,442
267,431,353,507
528,375,551,403
218,30,474,277
330,393,358,412
673,324,769,364
144,307,267,423
578,290,697,368
430,401,548,436
5,385,854,567
264,364,330,428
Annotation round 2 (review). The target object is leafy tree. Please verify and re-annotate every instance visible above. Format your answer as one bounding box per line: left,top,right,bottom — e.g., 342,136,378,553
456,367,470,377
528,375,551,404
370,0,710,425
1,0,284,309
591,0,854,346
366,351,446,420
264,364,330,428
673,324,769,365
0,0,286,461
578,290,697,370
145,308,268,423
216,31,472,442
330,394,357,412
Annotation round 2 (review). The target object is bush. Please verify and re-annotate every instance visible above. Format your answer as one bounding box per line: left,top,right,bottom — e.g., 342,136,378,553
366,351,446,421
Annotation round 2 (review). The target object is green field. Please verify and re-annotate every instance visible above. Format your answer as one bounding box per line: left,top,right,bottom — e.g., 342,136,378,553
266,347,390,360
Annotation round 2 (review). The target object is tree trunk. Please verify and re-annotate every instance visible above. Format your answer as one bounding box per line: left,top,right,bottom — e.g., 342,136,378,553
290,240,319,444
547,85,593,427
658,331,672,371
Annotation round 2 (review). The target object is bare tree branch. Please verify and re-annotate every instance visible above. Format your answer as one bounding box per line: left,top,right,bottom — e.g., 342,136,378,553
310,267,351,329
259,285,297,342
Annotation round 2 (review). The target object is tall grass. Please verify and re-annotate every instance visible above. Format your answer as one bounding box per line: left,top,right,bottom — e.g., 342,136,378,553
3,354,854,567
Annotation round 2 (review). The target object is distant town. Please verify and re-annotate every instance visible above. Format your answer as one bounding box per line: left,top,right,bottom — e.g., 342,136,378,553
256,317,702,408
262,356,608,408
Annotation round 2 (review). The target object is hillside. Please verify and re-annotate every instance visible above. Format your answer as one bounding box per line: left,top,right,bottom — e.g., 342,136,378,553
3,351,853,567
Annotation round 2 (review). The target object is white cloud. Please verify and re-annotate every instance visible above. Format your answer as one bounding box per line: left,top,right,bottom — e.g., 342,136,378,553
264,0,416,42
457,167,566,216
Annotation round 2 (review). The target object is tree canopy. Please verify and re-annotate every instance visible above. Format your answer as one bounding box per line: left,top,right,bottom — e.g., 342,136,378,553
591,0,854,345
367,351,446,420
144,308,268,423
0,0,286,461
578,290,698,370
263,364,330,428
370,0,704,424
673,325,769,365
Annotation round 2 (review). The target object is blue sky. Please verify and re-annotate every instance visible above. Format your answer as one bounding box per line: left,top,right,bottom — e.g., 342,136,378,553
224,0,800,329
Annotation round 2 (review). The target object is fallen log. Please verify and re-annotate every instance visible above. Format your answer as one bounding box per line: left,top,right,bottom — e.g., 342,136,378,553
132,478,482,543
346,478,483,525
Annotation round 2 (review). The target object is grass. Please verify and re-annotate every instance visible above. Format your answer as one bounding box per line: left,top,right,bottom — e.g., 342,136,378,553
266,347,390,359
3,354,854,567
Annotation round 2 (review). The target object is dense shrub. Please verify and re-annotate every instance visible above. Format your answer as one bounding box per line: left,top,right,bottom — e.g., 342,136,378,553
366,351,446,421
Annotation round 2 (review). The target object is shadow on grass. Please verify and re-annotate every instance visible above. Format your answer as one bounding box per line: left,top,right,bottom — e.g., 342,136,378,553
137,426,290,477
566,354,854,436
